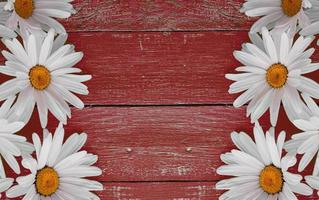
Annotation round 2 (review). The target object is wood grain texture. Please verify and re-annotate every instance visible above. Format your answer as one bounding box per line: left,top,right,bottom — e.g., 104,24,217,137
10,106,306,184
1,32,318,106
99,182,318,200
7,181,318,200
101,182,220,200
1,0,318,199
44,31,319,105
0,31,252,105
65,0,254,32
70,31,247,105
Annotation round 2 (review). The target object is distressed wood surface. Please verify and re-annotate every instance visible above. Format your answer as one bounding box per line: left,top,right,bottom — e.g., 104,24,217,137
100,181,318,200
97,181,319,200
1,32,317,105
10,106,305,183
65,0,254,32
7,181,318,200
2,0,319,199
1,31,248,105
6,106,313,199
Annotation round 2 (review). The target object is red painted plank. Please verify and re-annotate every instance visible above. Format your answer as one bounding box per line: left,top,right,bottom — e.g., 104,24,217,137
101,181,219,200
100,182,318,200
69,31,249,105
1,32,318,105
65,0,253,32
4,181,319,200
6,106,306,183
0,31,245,105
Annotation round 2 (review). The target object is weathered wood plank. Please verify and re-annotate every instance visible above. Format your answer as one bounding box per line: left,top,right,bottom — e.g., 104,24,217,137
100,181,318,200
65,0,253,32
0,31,243,105
5,181,319,199
100,181,220,200
11,106,305,182
69,31,249,105
1,32,317,105
1,31,247,105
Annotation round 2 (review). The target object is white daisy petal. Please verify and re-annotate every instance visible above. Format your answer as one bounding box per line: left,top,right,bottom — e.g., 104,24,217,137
305,176,319,190
6,185,29,198
289,183,313,196
261,28,278,63
60,177,103,191
39,29,55,65
37,131,52,169
250,12,282,33
266,131,281,167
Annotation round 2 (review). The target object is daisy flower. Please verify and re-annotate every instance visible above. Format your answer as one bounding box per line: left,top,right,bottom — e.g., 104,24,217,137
0,96,34,177
301,0,319,44
285,96,319,175
6,123,103,200
2,0,75,38
226,27,319,126
0,29,91,128
0,2,16,38
216,122,313,199
241,0,312,34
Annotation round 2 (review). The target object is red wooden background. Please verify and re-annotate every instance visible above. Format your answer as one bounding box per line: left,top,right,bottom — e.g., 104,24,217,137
1,0,319,199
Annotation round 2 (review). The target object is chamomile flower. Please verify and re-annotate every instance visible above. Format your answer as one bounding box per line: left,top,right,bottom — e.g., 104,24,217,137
226,27,319,126
0,96,34,177
6,123,103,200
2,0,75,38
0,29,91,128
216,122,313,199
285,96,319,175
241,0,312,34
0,2,16,38
301,0,319,44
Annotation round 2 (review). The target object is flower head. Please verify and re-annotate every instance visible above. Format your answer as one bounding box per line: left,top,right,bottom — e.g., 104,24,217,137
226,27,319,126
241,0,312,35
216,122,313,199
0,96,34,177
6,123,103,199
285,96,319,175
0,29,91,128
300,0,319,44
2,0,75,37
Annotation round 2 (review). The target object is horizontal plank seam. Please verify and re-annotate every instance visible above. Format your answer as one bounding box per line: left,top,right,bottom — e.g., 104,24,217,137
67,29,250,33
100,180,218,183
83,103,235,108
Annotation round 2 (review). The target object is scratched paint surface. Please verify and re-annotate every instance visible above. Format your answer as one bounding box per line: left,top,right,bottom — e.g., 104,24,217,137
0,1,318,199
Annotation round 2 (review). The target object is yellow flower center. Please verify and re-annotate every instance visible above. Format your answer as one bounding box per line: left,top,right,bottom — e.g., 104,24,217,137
14,0,34,19
259,165,283,194
29,65,51,90
266,64,288,88
36,167,59,196
281,0,302,17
